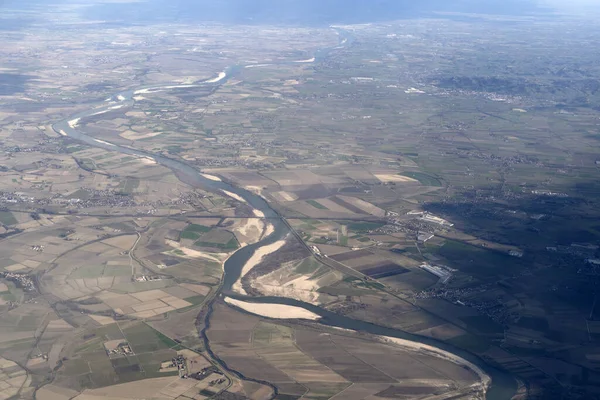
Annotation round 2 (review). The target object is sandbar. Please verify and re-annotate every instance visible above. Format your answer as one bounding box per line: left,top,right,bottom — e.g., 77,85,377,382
294,57,315,63
380,336,491,392
68,118,80,128
224,297,320,320
93,139,116,147
232,239,286,293
222,190,247,203
200,173,222,182
205,71,227,83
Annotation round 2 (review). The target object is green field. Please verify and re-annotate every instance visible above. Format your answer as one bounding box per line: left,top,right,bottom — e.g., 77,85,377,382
103,265,131,276
446,333,491,353
66,188,92,200
431,240,524,277
186,295,206,305
195,237,238,250
294,257,321,275
70,264,105,279
0,211,18,226
118,178,140,194
339,234,348,246
180,223,212,241
343,221,386,232
307,199,329,210
400,172,442,187
56,321,180,389
185,224,211,233
192,228,239,250
180,231,201,240
459,316,504,335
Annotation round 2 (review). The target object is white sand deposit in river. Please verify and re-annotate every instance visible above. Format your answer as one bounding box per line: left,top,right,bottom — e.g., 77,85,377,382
245,64,272,69
237,218,265,244
93,139,116,147
90,109,109,117
294,57,315,63
135,84,198,95
379,336,491,392
221,190,247,203
232,239,287,293
405,87,426,94
245,185,264,195
253,209,265,218
224,297,320,320
68,118,80,128
134,88,161,95
138,156,157,165
200,173,222,182
205,71,227,83
253,274,321,304
262,223,274,238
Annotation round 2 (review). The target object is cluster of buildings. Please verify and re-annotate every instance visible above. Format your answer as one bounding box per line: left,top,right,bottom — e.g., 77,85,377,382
58,188,137,209
134,275,164,282
189,365,222,381
417,285,516,326
376,210,455,243
0,272,35,291
106,342,133,356
531,190,568,198
419,263,454,284
406,211,454,227
0,191,36,205
170,355,188,378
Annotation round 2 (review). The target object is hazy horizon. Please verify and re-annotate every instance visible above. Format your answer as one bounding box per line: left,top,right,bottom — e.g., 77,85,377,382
4,0,597,27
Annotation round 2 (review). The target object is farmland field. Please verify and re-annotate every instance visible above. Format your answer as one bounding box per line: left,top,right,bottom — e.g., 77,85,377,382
400,172,442,187
2,3,600,399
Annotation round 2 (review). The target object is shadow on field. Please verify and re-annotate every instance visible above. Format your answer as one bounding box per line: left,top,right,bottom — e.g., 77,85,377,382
423,179,600,313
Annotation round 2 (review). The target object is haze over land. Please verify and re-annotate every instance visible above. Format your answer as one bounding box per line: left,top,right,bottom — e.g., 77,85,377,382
0,1,600,400
2,0,595,25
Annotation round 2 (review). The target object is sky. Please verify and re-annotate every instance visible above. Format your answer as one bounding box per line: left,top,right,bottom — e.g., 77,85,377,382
539,0,600,12
1,0,599,24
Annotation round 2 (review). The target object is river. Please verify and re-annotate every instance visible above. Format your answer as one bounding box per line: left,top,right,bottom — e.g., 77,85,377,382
52,29,517,399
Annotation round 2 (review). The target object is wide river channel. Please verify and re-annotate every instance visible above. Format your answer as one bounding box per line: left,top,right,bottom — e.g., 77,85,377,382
53,30,517,399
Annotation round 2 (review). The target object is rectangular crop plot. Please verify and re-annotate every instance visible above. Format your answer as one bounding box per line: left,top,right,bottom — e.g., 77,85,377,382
345,221,386,232
180,231,200,240
0,211,18,225
329,196,365,214
185,224,211,233
194,229,239,250
330,249,373,262
121,322,178,353
307,199,329,210
195,229,235,244
359,262,410,278
294,330,393,383
400,172,442,187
